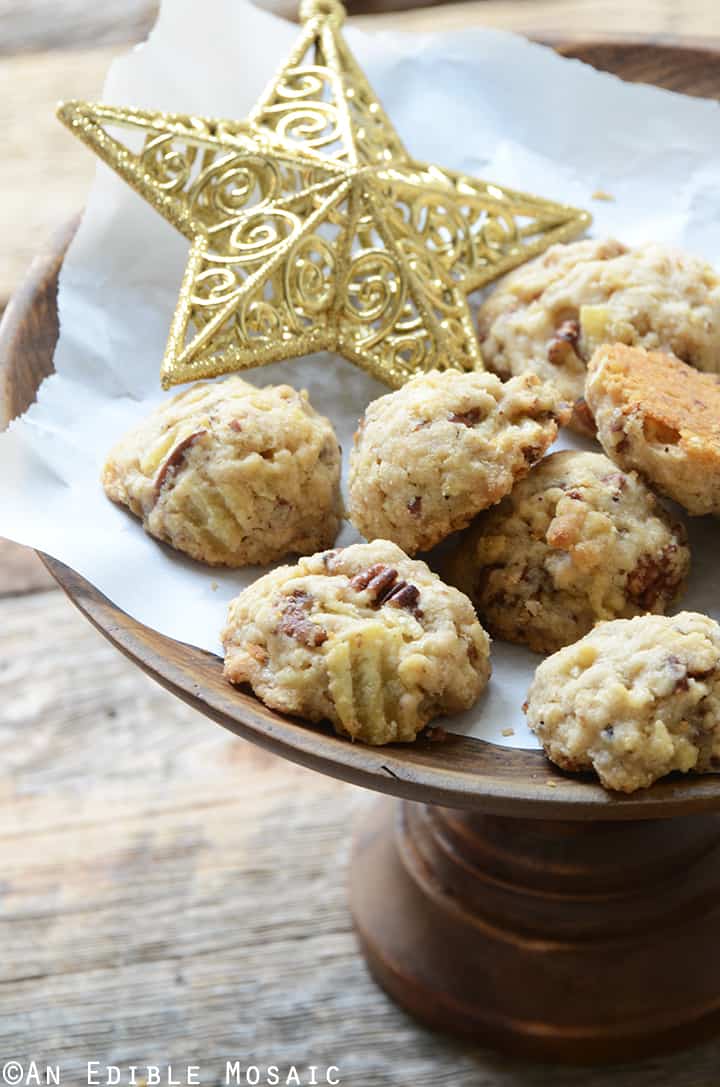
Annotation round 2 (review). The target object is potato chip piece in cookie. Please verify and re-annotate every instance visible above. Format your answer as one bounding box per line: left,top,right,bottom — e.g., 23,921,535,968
478,239,720,433
447,450,690,654
586,343,720,516
102,376,342,567
525,612,720,793
347,369,569,555
222,540,491,744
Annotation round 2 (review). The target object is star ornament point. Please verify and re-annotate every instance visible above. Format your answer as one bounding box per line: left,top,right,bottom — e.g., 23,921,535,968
58,0,591,389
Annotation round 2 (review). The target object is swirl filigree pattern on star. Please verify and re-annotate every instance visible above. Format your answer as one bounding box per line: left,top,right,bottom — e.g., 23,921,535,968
57,0,590,388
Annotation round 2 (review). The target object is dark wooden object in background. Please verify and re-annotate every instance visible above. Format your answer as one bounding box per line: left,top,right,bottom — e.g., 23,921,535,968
4,36,720,1069
353,803,720,1063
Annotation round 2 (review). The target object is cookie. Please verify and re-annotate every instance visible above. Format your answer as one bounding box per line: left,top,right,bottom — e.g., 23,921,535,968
525,612,720,792
222,540,491,744
347,369,569,555
102,376,342,567
477,239,720,433
447,450,690,654
586,343,720,516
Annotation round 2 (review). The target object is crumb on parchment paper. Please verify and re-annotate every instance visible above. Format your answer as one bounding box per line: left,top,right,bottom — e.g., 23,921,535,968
592,189,615,201
501,727,515,737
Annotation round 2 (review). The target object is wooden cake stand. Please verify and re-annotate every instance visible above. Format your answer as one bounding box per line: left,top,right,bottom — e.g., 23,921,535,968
3,37,720,1067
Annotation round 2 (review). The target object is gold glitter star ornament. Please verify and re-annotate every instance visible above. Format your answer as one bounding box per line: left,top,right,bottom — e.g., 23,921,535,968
58,0,591,389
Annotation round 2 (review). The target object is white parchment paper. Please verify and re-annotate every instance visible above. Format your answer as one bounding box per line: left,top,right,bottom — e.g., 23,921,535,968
2,0,720,747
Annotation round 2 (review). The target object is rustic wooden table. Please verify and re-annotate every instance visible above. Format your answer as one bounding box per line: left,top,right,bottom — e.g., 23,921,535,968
2,1,720,1082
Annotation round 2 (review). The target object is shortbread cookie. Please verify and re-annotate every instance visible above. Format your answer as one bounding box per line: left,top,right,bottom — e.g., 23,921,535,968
347,370,569,555
478,239,720,433
525,612,720,792
103,377,342,567
587,344,720,516
222,540,491,744
448,451,689,654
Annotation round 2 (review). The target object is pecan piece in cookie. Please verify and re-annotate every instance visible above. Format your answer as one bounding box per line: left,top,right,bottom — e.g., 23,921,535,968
449,408,484,427
522,444,543,465
154,430,206,499
278,591,328,648
572,398,597,436
351,563,398,600
547,319,581,366
351,563,422,617
626,544,683,611
320,548,341,571
667,654,690,692
385,582,421,612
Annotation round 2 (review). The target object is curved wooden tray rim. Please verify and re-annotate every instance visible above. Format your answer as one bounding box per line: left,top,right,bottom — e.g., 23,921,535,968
5,39,720,819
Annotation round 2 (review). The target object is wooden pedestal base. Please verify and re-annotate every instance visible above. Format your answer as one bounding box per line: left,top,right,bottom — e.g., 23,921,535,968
350,800,720,1064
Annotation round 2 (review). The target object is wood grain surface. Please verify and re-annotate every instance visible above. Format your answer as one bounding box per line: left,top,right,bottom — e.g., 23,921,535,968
352,0,720,39
6,589,720,1082
0,48,117,309
3,0,720,1080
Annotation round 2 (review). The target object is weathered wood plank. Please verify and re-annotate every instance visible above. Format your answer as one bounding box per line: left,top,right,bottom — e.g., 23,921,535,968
0,539,53,596
353,0,720,37
0,1,159,56
3,0,719,55
0,47,121,307
3,588,720,1083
